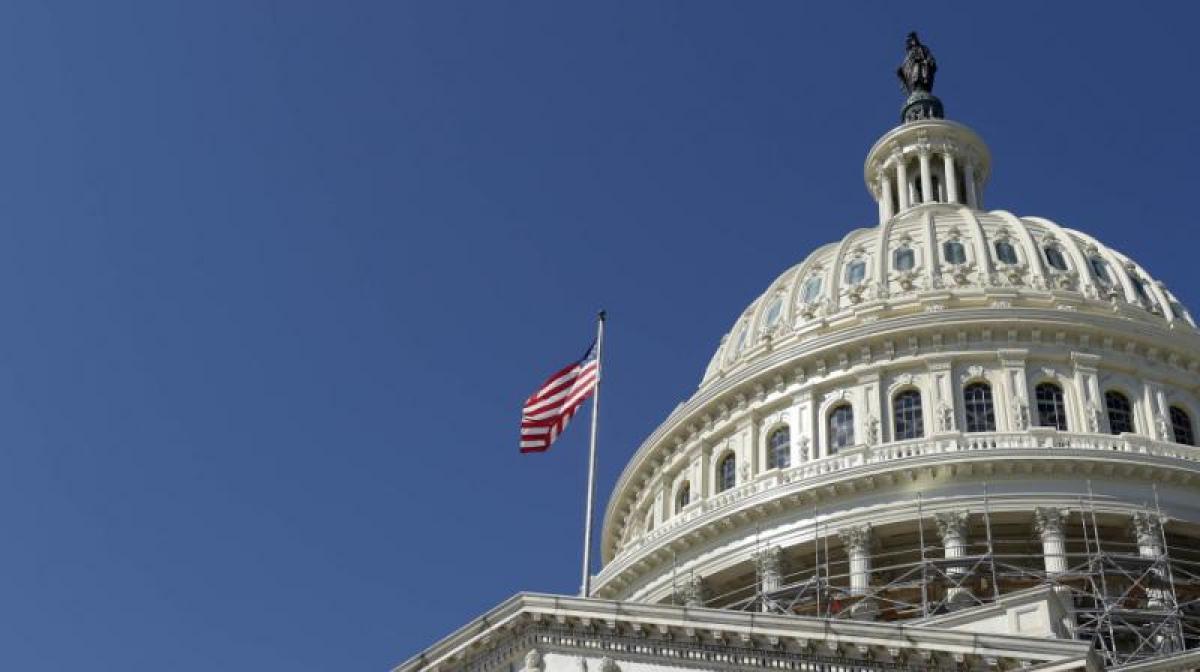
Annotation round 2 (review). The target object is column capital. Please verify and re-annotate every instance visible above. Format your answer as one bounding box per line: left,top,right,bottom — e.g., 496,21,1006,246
934,511,970,542
1034,507,1070,538
838,524,873,554
675,574,708,608
1130,511,1166,548
755,546,785,579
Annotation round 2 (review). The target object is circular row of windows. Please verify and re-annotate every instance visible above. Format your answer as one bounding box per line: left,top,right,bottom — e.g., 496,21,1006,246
666,382,1196,521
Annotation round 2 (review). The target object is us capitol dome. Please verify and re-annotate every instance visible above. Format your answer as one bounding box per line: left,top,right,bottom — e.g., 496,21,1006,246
398,34,1200,672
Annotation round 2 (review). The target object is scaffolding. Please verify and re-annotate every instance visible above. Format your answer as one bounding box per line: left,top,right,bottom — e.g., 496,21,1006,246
675,484,1200,669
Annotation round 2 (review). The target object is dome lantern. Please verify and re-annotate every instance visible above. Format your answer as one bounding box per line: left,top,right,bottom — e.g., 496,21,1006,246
865,33,992,224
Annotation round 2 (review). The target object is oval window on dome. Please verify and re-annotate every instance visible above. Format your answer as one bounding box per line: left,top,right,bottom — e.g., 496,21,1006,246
1044,246,1068,271
801,276,823,303
1089,256,1112,285
733,325,748,353
763,297,783,329
994,240,1018,265
894,247,915,271
1130,274,1156,310
943,241,966,265
845,260,866,285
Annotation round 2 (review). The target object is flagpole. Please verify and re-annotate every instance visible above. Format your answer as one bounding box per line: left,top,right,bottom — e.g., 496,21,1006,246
580,309,606,598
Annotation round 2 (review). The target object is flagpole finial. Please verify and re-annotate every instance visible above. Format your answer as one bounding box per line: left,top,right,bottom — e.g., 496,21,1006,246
598,310,607,321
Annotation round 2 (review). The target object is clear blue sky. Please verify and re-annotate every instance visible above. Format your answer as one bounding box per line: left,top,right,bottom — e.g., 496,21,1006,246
2,2,1198,670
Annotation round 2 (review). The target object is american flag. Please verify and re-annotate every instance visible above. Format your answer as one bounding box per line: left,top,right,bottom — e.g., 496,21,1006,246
520,343,600,453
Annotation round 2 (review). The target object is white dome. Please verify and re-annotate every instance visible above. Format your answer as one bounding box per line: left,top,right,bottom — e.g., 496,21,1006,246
594,114,1200,655
702,206,1195,388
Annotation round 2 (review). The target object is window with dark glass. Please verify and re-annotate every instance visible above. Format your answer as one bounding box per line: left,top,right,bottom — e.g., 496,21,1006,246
718,454,736,492
828,405,854,453
675,482,691,513
893,390,924,440
963,382,996,433
930,175,941,203
995,240,1018,265
801,276,823,303
943,241,967,265
894,247,915,271
1130,275,1156,309
768,426,791,469
1089,257,1112,285
1044,246,1068,271
1104,391,1134,435
845,260,866,285
1171,406,1194,446
1035,383,1068,430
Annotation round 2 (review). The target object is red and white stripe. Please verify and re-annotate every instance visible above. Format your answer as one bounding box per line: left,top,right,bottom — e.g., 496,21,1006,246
520,350,599,453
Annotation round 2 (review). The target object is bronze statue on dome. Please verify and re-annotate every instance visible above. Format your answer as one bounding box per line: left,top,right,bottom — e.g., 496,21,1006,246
897,32,937,94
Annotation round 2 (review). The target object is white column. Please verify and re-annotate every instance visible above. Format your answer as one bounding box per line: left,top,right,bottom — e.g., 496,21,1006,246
1034,507,1070,575
840,525,873,596
943,152,959,203
918,151,933,204
895,158,910,211
838,524,877,619
936,512,972,608
1131,513,1168,608
756,546,784,612
879,173,894,222
964,160,979,209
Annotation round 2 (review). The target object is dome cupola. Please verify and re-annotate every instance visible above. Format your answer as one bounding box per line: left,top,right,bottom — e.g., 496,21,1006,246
865,33,991,223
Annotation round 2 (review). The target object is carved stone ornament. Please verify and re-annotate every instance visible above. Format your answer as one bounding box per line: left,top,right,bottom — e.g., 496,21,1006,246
798,435,810,461
937,402,955,432
935,511,970,542
675,574,708,607
838,524,873,553
1012,398,1030,430
865,414,880,446
598,657,619,672
961,365,985,383
1034,507,1070,537
1085,401,1101,433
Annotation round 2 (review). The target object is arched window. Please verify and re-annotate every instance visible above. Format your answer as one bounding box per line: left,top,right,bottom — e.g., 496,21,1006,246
1170,406,1195,446
963,382,996,433
1035,383,1068,430
894,247,915,271
1044,246,1068,271
718,453,736,492
675,482,691,513
1104,391,1134,435
943,241,967,265
995,240,1018,265
801,276,823,303
828,404,854,453
845,260,867,286
1089,257,1112,285
767,426,791,469
893,389,924,440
